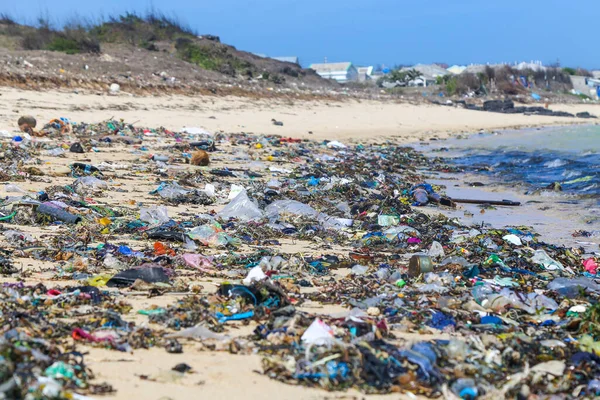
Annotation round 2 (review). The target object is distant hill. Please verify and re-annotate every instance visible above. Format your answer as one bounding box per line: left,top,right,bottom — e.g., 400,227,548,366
0,12,335,96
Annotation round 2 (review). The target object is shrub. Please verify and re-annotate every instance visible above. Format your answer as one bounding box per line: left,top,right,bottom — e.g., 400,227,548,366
445,77,458,95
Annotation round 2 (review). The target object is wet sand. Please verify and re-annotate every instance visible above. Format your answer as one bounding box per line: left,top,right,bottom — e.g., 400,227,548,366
0,88,598,399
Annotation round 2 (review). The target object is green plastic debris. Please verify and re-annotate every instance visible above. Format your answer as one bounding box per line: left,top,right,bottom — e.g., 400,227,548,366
378,215,400,227
138,308,166,316
45,361,75,380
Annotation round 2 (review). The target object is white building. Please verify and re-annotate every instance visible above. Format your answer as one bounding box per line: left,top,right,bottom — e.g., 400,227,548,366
357,66,374,81
401,64,448,86
309,62,358,82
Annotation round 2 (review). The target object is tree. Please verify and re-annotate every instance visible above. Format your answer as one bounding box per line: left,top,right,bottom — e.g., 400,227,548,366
405,68,422,81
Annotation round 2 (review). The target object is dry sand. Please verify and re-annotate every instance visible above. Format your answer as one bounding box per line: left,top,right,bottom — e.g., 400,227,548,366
1,87,599,141
0,87,598,400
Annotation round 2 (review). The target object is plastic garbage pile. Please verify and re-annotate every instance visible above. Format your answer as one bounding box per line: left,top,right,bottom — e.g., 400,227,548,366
0,116,597,398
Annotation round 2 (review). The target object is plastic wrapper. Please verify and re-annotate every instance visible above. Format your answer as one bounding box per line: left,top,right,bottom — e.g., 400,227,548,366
187,222,236,247
182,253,214,270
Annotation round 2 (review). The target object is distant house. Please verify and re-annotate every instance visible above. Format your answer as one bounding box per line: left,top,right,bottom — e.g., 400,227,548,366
357,66,374,81
272,56,300,65
447,65,467,75
309,62,358,82
401,64,448,86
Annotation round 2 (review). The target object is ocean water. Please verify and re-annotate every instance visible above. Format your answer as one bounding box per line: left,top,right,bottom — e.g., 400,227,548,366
436,125,600,196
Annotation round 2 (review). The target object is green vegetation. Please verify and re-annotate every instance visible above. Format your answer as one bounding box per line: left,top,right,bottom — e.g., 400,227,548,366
1,11,194,56
175,39,253,76
0,11,306,80
90,12,196,46
47,37,83,54
573,93,592,100
562,67,592,77
377,68,421,86
445,77,458,95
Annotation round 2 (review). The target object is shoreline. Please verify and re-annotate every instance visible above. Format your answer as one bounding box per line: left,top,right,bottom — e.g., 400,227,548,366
414,126,599,251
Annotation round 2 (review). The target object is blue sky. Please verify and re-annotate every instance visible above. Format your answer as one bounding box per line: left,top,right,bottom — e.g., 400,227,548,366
3,0,598,69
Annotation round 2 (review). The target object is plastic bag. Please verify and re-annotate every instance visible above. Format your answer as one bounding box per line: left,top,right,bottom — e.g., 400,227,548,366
243,265,267,285
156,182,189,199
318,214,353,230
265,200,317,220
218,190,263,222
531,249,565,271
187,222,235,247
301,318,335,345
502,234,522,246
73,176,108,194
139,206,170,225
428,241,445,258
4,184,26,193
383,226,420,241
547,277,600,293
165,324,229,340
203,183,216,197
182,253,214,270
351,265,368,275
46,148,65,157
227,184,245,200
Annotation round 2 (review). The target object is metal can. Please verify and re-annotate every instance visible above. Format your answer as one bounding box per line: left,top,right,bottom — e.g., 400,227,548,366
408,255,433,277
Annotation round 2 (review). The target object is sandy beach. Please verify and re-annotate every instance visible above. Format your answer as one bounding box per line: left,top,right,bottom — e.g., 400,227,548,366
0,88,598,400
2,87,599,142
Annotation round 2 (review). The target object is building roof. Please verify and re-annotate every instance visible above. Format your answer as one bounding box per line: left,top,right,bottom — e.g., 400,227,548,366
357,66,374,75
515,62,546,72
447,65,467,74
401,64,448,80
272,56,299,64
309,62,354,73
463,64,488,74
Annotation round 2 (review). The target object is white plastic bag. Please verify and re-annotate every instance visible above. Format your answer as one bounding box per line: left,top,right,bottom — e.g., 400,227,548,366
218,190,263,222
140,206,170,225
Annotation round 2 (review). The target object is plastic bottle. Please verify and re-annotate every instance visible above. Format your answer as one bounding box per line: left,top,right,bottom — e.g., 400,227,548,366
37,204,81,224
